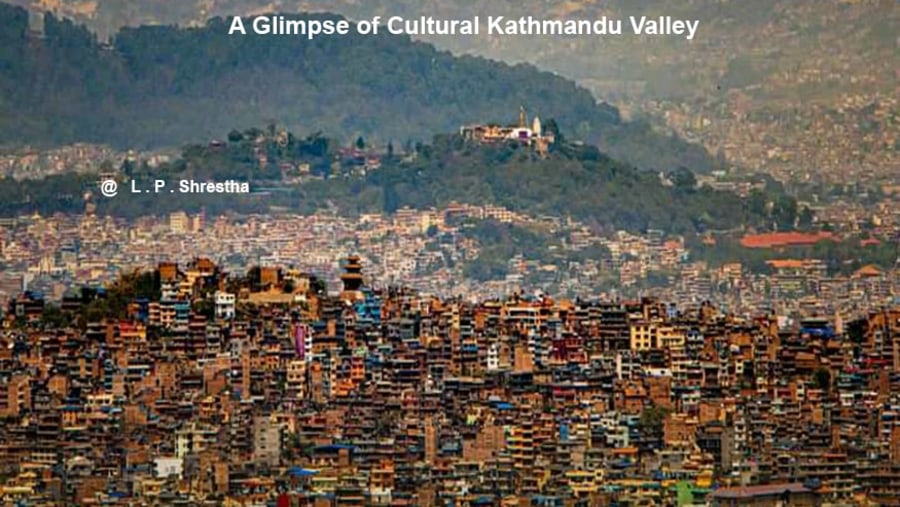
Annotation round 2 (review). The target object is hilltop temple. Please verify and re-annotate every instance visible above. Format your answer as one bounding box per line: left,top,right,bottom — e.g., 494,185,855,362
459,106,555,155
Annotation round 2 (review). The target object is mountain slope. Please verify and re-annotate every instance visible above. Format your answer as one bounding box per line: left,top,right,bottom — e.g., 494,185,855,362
17,0,895,101
22,0,896,182
0,3,717,173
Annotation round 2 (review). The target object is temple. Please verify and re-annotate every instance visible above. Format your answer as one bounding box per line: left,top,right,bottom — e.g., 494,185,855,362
459,105,555,155
339,255,365,303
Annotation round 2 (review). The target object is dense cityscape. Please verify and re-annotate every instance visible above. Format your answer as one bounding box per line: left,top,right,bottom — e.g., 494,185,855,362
1,114,900,507
4,253,900,505
1,107,898,506
1,0,899,506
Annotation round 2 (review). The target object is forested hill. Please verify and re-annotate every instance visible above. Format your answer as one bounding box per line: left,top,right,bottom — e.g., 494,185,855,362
0,3,717,172
0,126,798,235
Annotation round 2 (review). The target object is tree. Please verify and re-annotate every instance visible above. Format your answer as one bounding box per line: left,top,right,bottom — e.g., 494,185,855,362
227,129,244,143
310,277,327,296
813,368,831,393
248,266,262,291
40,305,69,329
192,299,215,320
132,270,161,299
637,405,670,442
544,118,562,141
772,195,798,230
355,136,366,150
798,206,815,229
669,166,697,193
746,188,767,217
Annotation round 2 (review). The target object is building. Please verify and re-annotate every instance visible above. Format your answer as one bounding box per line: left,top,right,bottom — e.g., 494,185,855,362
459,106,555,154
707,483,820,506
214,290,236,320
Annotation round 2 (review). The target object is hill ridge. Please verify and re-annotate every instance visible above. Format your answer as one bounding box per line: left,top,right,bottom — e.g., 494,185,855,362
0,2,717,173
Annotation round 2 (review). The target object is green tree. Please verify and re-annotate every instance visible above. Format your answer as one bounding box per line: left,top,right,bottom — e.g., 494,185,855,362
637,405,671,442
544,118,562,142
772,195,798,230
310,278,327,296
669,166,697,192
192,299,215,320
40,305,69,329
120,158,136,178
798,206,815,229
813,368,831,393
227,129,244,143
746,189,767,217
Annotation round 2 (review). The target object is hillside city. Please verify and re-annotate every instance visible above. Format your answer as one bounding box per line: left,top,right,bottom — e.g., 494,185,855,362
2,122,900,505
0,1,899,506
4,253,900,506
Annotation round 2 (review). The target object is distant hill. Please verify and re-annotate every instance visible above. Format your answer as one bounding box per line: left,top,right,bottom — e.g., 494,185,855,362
17,0,895,180
0,126,796,235
15,0,894,101
0,3,718,173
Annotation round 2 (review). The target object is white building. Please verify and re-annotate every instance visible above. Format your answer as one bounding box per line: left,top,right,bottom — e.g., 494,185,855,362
153,457,184,479
215,290,236,320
